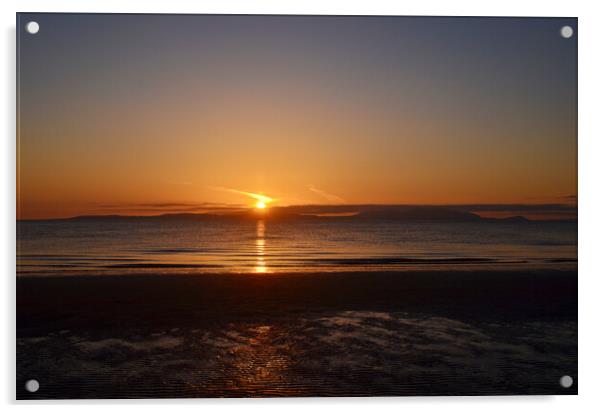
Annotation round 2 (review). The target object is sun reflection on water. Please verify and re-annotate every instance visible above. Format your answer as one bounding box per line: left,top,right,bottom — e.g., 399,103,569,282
254,220,268,273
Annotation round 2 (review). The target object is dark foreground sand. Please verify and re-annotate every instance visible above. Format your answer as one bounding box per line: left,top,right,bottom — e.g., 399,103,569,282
17,270,577,398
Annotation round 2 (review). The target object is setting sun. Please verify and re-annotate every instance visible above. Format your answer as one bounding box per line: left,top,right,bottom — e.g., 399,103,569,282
217,189,274,210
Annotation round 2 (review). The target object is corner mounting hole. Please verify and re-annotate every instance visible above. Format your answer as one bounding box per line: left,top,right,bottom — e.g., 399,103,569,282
559,375,573,388
560,25,573,39
25,21,40,34
25,379,39,393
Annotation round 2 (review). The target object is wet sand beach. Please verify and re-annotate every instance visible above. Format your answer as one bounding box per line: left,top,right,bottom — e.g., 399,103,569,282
17,270,577,398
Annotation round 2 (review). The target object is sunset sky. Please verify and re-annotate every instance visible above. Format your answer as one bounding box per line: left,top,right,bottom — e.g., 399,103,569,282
17,14,577,219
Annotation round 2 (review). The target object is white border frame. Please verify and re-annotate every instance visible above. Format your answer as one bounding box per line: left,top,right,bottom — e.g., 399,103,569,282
3,1,602,411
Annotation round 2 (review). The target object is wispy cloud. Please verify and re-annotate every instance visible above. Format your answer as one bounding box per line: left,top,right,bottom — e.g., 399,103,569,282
94,202,248,215
525,194,577,204
308,185,345,204
210,186,275,205
99,202,243,209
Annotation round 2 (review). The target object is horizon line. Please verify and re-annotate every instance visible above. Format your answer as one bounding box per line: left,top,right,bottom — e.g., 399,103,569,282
16,202,578,222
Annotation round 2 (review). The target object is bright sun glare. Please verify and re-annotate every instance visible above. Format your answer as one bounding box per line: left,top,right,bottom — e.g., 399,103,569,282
256,201,266,209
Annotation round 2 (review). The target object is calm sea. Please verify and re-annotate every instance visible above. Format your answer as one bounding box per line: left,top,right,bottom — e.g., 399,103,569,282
17,219,577,276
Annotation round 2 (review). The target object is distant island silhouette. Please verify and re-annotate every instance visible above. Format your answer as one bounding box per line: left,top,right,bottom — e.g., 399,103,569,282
31,205,552,223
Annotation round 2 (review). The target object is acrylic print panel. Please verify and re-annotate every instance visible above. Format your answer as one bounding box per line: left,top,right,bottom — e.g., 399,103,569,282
16,13,577,399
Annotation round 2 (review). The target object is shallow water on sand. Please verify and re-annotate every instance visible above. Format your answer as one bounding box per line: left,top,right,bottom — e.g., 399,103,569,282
17,220,577,275
16,310,577,398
